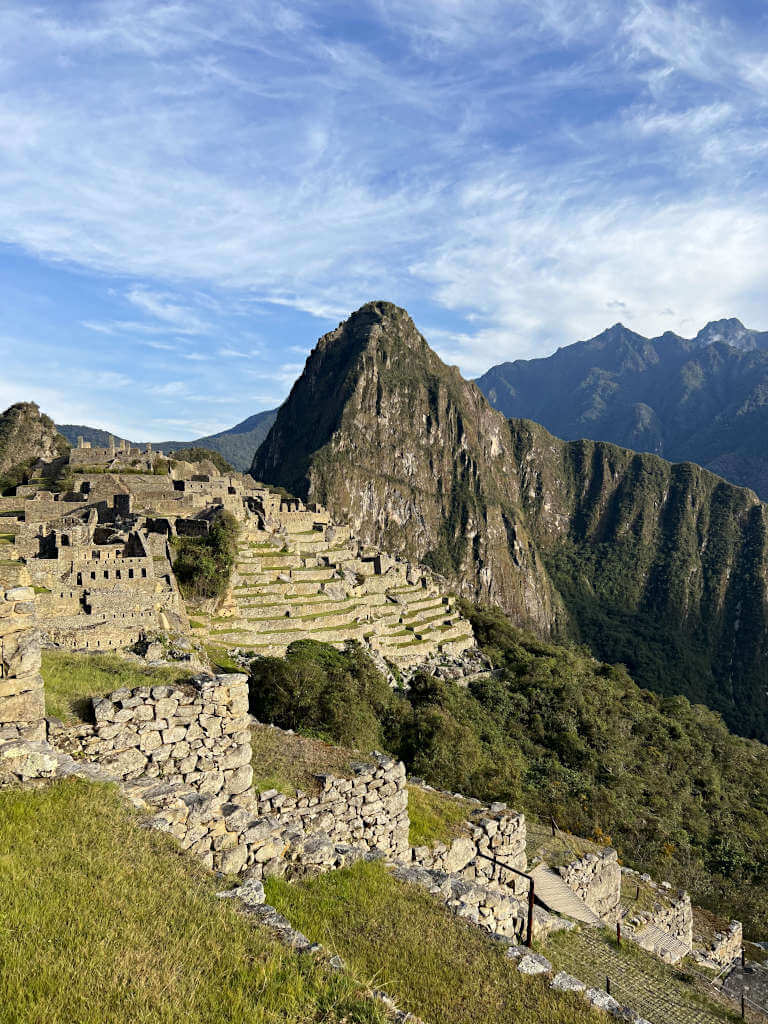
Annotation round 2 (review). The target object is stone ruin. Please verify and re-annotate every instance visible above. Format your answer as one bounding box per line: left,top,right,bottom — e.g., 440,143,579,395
0,564,45,743
0,437,480,674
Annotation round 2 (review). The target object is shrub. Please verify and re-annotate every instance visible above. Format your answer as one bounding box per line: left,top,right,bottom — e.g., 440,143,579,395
172,511,239,601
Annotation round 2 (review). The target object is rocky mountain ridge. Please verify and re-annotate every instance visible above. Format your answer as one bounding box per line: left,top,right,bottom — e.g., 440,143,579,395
0,402,69,482
477,318,768,498
253,302,768,741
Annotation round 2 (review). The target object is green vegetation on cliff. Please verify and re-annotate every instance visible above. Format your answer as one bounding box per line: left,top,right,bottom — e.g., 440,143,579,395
0,779,385,1024
172,511,239,600
249,612,768,937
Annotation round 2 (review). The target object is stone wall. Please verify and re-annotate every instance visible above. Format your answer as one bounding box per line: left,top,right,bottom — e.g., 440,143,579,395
127,752,409,876
695,920,742,968
559,849,621,923
393,863,530,941
411,800,528,895
0,569,45,743
52,673,252,798
644,890,694,951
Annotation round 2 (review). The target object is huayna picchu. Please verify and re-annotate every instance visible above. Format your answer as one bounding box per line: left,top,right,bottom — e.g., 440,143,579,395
253,301,768,743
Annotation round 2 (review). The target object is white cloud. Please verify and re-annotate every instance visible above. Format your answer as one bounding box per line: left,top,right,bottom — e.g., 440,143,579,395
0,0,766,408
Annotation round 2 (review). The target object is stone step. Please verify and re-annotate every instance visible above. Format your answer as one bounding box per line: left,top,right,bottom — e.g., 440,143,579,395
633,923,691,965
529,865,602,926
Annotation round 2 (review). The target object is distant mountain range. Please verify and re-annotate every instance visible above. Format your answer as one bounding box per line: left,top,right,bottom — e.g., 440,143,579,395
476,317,768,498
56,409,277,472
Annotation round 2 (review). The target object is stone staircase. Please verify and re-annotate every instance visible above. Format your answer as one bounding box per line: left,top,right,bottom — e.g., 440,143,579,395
199,517,476,669
530,864,603,926
634,923,694,965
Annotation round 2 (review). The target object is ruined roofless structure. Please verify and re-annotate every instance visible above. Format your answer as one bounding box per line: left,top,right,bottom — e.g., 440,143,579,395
0,437,477,669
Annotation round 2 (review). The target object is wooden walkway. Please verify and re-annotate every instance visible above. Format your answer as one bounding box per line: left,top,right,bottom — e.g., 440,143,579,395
529,864,602,926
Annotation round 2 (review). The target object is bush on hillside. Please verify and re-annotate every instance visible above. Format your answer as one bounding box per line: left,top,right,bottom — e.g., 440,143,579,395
246,602,768,937
249,640,395,752
172,511,239,601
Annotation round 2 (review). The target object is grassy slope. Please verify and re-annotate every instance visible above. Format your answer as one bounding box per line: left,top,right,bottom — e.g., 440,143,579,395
266,861,595,1024
42,650,193,723
0,780,385,1024
406,786,471,848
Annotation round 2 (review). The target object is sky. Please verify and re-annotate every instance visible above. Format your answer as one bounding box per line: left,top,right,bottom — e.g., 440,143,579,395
1,0,767,440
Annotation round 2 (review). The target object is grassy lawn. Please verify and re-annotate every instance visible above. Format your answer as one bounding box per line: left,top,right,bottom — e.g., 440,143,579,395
407,785,471,847
265,861,596,1024
0,780,385,1024
251,725,361,796
41,650,193,724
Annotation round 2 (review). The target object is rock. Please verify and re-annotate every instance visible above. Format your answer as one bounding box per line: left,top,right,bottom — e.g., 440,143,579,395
443,836,475,874
102,747,148,775
585,989,622,1014
219,844,248,875
550,971,585,993
516,952,552,976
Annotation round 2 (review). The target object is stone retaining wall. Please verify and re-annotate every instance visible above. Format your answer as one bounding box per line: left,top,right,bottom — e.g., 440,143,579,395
645,891,693,951
53,673,252,798
128,752,409,875
393,862,529,940
559,849,622,923
0,572,45,743
411,801,528,894
695,920,742,968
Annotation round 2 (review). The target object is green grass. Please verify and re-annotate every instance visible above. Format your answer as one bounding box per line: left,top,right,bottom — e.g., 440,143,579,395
265,861,595,1024
0,533,14,544
202,645,244,674
250,725,360,796
407,785,470,847
0,780,386,1024
41,650,193,723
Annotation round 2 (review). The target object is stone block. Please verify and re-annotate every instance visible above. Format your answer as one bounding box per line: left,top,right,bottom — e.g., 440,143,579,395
102,747,147,776
2,632,41,677
0,687,44,725
226,764,253,795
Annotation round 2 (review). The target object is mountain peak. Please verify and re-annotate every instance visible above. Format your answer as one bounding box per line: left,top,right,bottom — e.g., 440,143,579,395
693,318,759,350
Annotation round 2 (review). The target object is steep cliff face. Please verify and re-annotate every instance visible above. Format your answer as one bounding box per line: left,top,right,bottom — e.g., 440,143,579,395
511,420,768,737
254,303,768,740
253,302,560,632
0,402,69,480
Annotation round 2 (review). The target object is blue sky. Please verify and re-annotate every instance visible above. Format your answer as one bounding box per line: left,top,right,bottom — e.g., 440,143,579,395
1,0,767,439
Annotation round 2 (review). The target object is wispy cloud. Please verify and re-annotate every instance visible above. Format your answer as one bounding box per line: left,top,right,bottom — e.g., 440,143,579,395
0,0,766,432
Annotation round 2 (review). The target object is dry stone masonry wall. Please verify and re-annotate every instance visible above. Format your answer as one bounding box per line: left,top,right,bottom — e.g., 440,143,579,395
559,849,622,924
127,752,409,877
54,673,252,798
0,568,45,744
411,799,528,894
694,920,742,969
